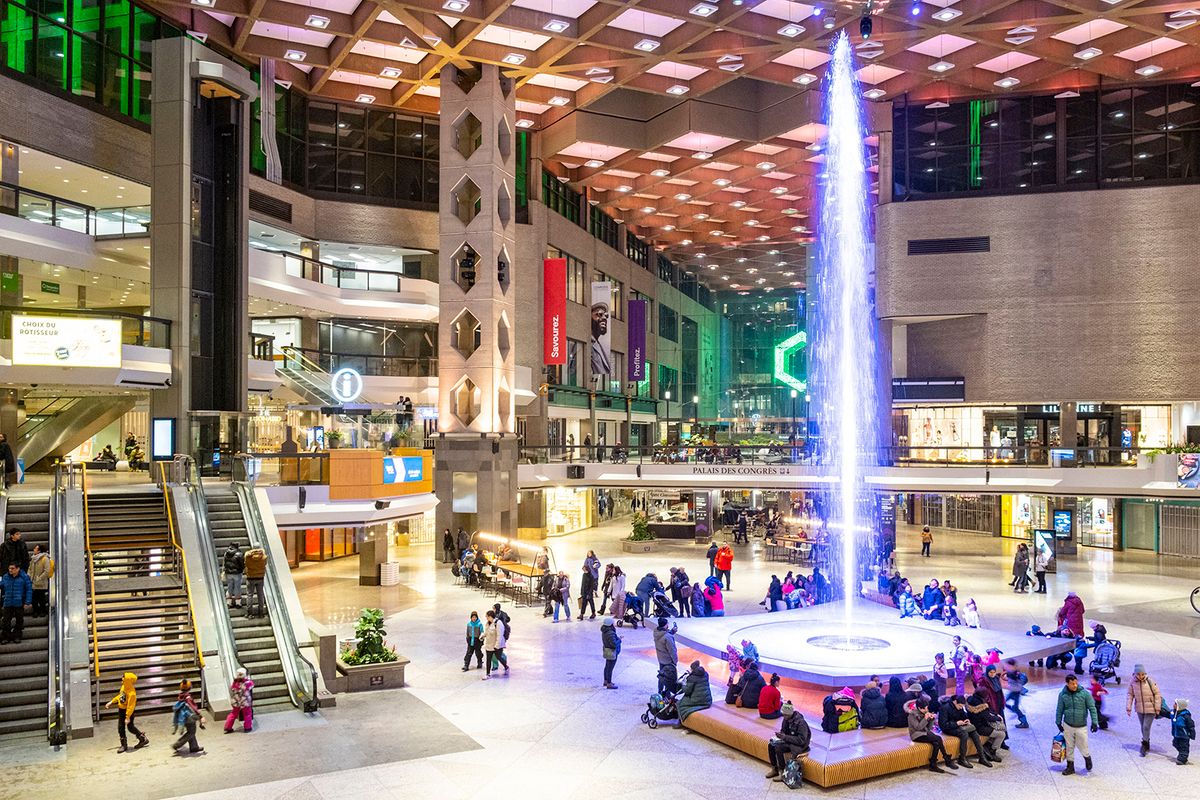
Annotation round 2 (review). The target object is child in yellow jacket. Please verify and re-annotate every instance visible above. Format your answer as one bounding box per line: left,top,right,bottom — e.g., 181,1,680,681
105,672,149,752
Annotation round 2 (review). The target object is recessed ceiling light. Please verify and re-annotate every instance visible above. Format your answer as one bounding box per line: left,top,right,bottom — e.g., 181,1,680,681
929,60,954,73
736,257,747,263
793,73,818,85
746,219,759,226
666,84,689,95
663,224,676,231
756,235,770,241
756,161,776,170
284,49,306,62
1135,64,1162,76
993,76,1020,89
690,2,719,16
442,0,469,11
502,53,527,65
681,239,692,245
1074,47,1102,60
189,0,214,6
617,185,632,192
713,178,731,187
516,119,534,128
647,168,669,178
674,192,692,200
694,151,713,160
380,66,402,78
543,18,571,33
1054,90,1081,99
719,62,744,73
547,95,570,106
783,208,798,215
641,206,655,213
777,23,804,37
925,101,949,109
305,14,330,29
584,159,604,168
695,213,709,220
932,7,961,21
731,200,746,208
355,93,376,104
770,186,787,194
863,88,886,100
635,38,661,52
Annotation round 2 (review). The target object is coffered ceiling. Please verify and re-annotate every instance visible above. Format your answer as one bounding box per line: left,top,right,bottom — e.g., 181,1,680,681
150,0,1200,289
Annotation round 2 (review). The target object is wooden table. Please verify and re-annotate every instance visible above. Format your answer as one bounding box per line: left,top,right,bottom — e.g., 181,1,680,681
766,537,812,564
496,561,545,606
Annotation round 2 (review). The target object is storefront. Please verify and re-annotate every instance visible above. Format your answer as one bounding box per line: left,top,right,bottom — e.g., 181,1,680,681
542,486,594,537
280,526,360,567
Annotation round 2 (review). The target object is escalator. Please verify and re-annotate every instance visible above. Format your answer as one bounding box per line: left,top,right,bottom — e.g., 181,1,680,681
277,346,339,405
0,496,50,742
17,394,136,470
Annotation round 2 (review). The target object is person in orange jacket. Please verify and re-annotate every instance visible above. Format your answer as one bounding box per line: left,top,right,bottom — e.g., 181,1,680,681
104,671,148,752
715,545,735,591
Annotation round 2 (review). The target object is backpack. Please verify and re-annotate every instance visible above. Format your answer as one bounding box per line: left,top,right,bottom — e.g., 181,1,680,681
837,708,859,732
451,563,461,577
782,756,805,789
172,699,199,728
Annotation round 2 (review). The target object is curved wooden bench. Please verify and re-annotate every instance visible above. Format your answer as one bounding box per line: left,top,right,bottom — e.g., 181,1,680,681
681,694,975,787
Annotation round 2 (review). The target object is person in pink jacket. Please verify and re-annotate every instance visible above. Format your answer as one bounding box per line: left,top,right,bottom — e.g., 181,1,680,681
224,668,254,733
704,578,725,617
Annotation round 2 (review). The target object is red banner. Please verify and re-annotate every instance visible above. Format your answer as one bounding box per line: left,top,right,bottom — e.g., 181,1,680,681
543,258,566,365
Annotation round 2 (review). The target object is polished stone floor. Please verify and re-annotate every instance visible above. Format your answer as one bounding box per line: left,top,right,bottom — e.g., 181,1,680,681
10,519,1200,800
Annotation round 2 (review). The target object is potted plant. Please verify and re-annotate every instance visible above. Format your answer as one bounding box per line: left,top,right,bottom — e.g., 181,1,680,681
326,430,343,449
336,608,410,691
622,512,659,553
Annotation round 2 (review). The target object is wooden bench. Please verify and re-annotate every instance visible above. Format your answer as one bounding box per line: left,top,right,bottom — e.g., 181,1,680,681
681,697,975,787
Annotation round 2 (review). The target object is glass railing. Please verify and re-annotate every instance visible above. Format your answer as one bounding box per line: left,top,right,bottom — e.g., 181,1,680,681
284,345,437,378
546,384,656,414
94,205,151,237
1,304,172,349
2,181,96,234
273,250,422,294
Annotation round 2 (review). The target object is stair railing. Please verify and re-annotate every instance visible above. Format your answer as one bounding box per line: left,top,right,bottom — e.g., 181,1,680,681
47,466,70,745
81,463,99,682
232,469,320,712
158,461,207,687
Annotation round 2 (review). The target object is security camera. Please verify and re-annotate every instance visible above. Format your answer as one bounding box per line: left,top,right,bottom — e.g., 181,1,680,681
859,14,872,38
164,378,172,387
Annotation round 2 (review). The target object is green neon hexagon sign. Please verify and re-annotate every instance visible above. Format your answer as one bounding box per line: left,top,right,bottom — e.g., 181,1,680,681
774,329,807,394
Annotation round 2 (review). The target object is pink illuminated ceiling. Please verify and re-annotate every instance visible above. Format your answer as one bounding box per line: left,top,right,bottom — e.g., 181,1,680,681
146,0,1200,287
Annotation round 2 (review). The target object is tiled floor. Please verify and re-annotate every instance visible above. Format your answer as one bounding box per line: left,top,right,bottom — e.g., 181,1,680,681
12,518,1200,800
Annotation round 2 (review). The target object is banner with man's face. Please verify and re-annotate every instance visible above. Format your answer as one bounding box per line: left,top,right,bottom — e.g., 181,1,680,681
589,281,613,378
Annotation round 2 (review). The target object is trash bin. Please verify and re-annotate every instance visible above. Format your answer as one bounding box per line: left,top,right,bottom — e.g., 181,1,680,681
379,561,400,586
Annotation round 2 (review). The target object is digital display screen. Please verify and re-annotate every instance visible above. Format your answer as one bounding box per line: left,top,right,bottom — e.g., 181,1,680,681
151,418,175,461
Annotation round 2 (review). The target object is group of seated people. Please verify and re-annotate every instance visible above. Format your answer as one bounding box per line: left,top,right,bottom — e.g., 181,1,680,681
759,569,833,612
881,571,980,628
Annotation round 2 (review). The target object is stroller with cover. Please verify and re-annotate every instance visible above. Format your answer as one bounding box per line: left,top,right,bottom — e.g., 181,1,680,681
1089,639,1122,685
618,592,644,628
641,670,691,728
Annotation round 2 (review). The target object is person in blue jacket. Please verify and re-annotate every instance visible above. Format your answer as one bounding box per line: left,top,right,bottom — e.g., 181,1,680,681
462,611,484,671
921,580,945,620
1173,699,1195,765
898,586,918,618
1,562,33,644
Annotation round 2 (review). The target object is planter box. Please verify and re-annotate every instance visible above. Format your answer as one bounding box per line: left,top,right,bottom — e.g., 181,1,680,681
621,539,659,553
335,656,410,692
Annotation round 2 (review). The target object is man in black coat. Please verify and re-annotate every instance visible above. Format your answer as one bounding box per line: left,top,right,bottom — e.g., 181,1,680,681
765,709,812,781
706,542,719,578
0,529,30,574
938,695,993,768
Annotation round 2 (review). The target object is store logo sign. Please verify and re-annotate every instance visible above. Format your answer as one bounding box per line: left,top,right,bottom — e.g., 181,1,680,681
331,367,364,403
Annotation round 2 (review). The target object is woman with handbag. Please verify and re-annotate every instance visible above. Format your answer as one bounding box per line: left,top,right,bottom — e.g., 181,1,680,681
600,617,621,689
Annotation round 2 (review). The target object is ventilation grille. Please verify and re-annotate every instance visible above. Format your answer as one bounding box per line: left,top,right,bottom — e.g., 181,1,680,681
249,190,292,223
907,236,990,255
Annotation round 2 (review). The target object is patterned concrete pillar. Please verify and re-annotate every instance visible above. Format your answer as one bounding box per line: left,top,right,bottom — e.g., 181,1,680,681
435,64,519,542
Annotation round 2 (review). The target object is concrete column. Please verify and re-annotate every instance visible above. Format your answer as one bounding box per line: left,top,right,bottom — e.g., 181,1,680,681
434,64,519,544
299,241,320,261
358,525,389,586
1059,401,1078,452
0,140,17,214
0,388,20,446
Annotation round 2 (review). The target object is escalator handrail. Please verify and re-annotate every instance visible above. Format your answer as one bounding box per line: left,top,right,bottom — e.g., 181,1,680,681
82,464,100,678
174,456,244,691
47,467,69,745
17,398,83,443
231,476,320,712
279,345,330,378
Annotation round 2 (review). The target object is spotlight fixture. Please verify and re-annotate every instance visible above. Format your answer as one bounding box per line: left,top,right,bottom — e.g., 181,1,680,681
515,119,534,128
1135,64,1162,76
910,2,921,16
693,151,714,160
502,53,527,65
929,60,954,73
547,95,570,106
634,38,661,52
442,0,469,11
770,186,788,194
663,224,676,231
355,93,376,104
793,73,818,85
694,213,709,220
641,206,655,213
690,2,719,16
778,23,805,37
756,161,776,170
824,16,835,29
863,88,886,99
584,159,604,168
305,14,330,28
189,0,214,6
543,18,571,33
674,192,692,200
994,76,1020,89
380,66,403,78
616,185,632,192
651,168,670,177
860,15,872,39
284,49,307,62
666,84,690,95
932,7,962,21
731,200,747,208
1074,47,1102,60
713,178,731,187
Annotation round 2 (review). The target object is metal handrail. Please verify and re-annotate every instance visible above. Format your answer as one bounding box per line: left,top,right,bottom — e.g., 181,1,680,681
232,471,319,712
157,462,206,673
17,398,83,444
46,466,69,745
82,464,98,679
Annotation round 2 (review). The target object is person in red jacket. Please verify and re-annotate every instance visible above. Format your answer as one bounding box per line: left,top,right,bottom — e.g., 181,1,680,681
715,545,734,590
759,673,784,719
1056,592,1086,639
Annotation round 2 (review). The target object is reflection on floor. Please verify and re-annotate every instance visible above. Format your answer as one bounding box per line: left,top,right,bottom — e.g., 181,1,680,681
12,517,1200,799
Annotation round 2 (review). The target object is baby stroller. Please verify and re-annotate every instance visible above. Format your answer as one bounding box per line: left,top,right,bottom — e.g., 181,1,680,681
617,591,644,628
651,588,680,618
1089,639,1122,685
641,670,691,728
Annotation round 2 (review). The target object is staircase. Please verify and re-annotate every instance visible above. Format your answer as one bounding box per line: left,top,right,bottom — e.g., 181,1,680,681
85,491,202,718
205,487,294,712
0,497,49,742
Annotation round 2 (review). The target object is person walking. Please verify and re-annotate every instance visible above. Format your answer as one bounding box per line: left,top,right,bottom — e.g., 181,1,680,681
601,616,621,689
1012,544,1030,592
243,545,268,618
715,544,734,591
456,527,470,559
1004,659,1030,728
441,528,456,564
578,551,600,620
224,668,254,732
170,679,205,754
765,706,812,782
0,529,30,574
28,544,53,617
105,672,148,752
0,433,16,489
462,611,484,671
736,513,748,544
482,609,509,679
908,697,955,773
1056,673,1098,775
222,541,245,609
0,562,32,643
706,541,718,578
1172,699,1195,765
920,526,933,557
608,566,627,619
653,617,679,695
1034,545,1050,593
553,571,572,622
1127,663,1163,757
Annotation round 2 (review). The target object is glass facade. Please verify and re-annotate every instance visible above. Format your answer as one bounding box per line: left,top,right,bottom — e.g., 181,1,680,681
718,290,806,421
893,82,1200,199
0,0,182,125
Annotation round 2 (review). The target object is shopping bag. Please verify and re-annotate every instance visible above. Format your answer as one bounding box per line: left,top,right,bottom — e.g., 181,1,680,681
1050,733,1066,763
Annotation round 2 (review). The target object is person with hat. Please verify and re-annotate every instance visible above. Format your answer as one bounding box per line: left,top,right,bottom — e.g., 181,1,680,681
861,680,888,729
1056,673,1098,775
821,686,860,733
765,703,812,782
225,667,255,733
1172,698,1195,765
678,660,713,722
939,693,993,768
600,616,621,689
1056,591,1086,641
653,616,679,695
1127,663,1163,756
170,679,205,755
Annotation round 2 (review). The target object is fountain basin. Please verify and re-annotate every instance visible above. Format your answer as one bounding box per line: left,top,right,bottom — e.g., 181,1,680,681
674,601,1070,686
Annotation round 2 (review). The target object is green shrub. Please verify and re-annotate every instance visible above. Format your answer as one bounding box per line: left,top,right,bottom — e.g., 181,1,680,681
626,513,656,541
340,608,399,666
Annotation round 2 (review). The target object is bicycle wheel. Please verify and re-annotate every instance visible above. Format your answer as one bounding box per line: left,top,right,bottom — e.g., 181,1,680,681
1191,587,1200,614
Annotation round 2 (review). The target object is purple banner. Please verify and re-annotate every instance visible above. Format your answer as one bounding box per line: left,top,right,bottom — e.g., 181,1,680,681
627,298,647,382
